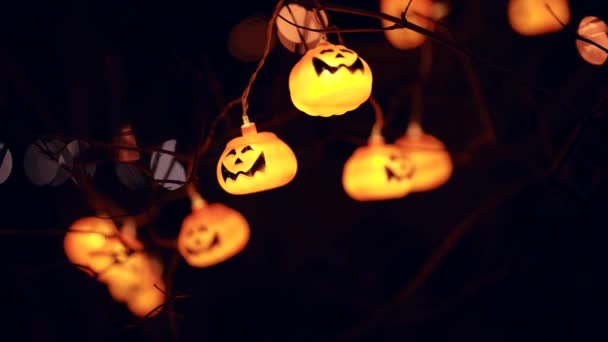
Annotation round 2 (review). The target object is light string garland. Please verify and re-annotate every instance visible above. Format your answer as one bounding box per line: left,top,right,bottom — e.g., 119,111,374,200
216,0,298,195
240,0,286,125
0,0,605,327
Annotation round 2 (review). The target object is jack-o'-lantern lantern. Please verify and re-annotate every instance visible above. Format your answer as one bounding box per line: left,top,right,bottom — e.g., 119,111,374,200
380,0,435,50
288,41,373,117
342,135,414,201
216,122,297,195
63,216,128,277
395,127,452,192
507,0,570,36
178,197,250,268
99,252,164,304
576,16,608,66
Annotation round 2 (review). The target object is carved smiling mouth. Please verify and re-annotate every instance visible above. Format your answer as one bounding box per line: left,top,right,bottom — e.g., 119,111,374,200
185,233,220,255
221,152,266,182
312,57,365,76
385,165,415,181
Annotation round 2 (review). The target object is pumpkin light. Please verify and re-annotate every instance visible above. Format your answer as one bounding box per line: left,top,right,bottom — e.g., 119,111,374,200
395,125,452,192
63,216,127,277
576,16,608,66
216,122,297,195
178,192,250,268
99,252,164,304
342,135,415,201
380,0,435,50
507,0,570,36
288,41,373,117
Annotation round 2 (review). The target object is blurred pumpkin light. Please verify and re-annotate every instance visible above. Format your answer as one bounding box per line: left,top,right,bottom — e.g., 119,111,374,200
507,0,570,36
63,216,127,277
380,0,435,50
395,123,452,192
342,135,414,202
177,189,250,268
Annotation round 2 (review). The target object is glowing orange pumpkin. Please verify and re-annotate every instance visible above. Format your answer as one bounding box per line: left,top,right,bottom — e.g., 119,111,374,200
98,252,164,304
380,0,435,50
288,41,373,117
178,201,250,268
216,122,297,195
342,135,414,201
576,16,608,66
395,130,452,192
507,0,570,36
63,217,128,277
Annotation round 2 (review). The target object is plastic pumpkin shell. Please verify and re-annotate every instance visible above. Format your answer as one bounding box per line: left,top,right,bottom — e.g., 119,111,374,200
98,252,164,304
395,132,452,192
342,136,414,201
380,0,435,50
288,41,373,117
63,216,127,277
507,0,570,36
177,203,250,268
216,122,297,195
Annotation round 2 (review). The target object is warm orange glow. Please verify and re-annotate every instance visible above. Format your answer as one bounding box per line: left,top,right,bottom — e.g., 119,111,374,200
576,16,608,66
216,122,297,195
395,129,452,192
63,217,127,277
178,201,250,268
113,124,141,162
99,252,164,303
126,286,166,318
342,135,414,201
380,0,435,50
288,41,373,117
507,0,570,36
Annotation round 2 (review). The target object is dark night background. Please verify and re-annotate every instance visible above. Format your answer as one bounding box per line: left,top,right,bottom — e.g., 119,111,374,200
1,0,607,341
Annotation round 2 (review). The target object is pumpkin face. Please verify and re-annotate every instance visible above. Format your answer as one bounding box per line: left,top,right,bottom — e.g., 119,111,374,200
507,0,570,36
342,136,414,201
216,122,297,195
288,41,373,117
576,16,608,66
380,0,435,50
178,203,250,268
63,217,128,277
395,132,452,192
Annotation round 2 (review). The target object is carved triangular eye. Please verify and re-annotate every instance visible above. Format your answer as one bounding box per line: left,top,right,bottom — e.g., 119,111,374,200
241,146,253,153
226,149,236,156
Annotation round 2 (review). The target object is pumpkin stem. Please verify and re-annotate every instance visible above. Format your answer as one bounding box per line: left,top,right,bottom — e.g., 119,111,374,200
186,184,207,211
241,122,258,136
368,95,384,139
406,121,424,138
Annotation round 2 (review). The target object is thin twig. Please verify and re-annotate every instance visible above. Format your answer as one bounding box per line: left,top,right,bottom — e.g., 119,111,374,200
188,97,242,182
331,176,535,342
